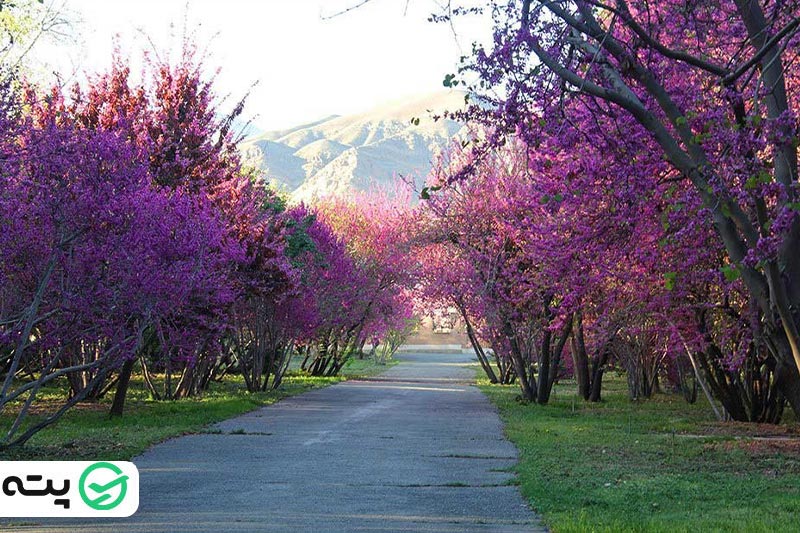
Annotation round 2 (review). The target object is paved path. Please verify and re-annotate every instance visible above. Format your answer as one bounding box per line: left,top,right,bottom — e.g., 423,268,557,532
16,352,544,532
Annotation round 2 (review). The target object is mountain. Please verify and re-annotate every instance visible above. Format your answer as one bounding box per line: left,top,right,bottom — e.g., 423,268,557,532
223,114,265,140
241,91,469,202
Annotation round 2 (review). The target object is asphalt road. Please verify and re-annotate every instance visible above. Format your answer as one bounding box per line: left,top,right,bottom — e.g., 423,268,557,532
11,351,544,532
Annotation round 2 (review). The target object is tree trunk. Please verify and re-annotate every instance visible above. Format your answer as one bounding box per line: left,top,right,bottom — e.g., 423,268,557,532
505,322,535,401
775,359,800,418
536,327,552,404
109,358,135,417
545,315,573,399
571,312,590,400
462,308,498,383
588,349,609,402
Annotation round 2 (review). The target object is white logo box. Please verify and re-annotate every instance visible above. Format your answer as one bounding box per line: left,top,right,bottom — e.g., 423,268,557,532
0,461,139,517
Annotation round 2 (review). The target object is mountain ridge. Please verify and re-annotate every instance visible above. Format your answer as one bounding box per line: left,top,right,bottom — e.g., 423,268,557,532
242,91,468,202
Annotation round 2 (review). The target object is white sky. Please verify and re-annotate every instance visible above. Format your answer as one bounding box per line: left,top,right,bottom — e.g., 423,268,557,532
41,0,489,131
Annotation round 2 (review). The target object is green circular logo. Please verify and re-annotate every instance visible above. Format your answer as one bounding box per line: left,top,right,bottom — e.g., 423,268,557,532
79,462,129,511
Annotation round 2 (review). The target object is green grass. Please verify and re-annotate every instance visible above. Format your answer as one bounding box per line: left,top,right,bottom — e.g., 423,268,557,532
479,375,800,533
341,354,398,377
0,356,392,461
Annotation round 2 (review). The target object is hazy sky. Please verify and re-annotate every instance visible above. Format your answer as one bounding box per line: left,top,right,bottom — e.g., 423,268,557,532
43,0,489,131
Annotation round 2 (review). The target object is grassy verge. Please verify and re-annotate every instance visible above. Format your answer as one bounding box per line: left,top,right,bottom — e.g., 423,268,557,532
341,355,398,377
0,356,393,461
479,375,800,533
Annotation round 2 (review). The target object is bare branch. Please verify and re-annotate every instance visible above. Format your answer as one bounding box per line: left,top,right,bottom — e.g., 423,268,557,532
724,15,800,85
321,0,374,21
613,0,729,77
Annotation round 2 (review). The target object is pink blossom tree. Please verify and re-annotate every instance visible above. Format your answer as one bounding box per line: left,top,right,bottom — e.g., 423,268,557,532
0,74,243,444
436,0,800,418
415,124,779,418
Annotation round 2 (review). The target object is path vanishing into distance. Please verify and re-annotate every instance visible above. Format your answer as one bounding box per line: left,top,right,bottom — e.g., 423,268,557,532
19,352,543,533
